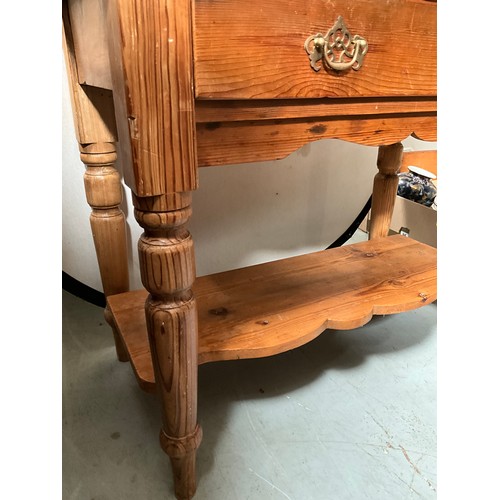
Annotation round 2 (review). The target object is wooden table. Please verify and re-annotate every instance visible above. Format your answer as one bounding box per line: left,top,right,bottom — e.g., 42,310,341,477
63,0,437,497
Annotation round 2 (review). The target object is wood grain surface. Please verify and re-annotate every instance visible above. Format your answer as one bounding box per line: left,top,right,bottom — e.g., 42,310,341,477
107,235,437,390
194,0,436,99
195,97,437,124
196,114,436,166
63,3,116,145
105,0,198,197
64,3,130,361
67,0,113,89
134,196,201,499
369,142,403,239
65,0,437,497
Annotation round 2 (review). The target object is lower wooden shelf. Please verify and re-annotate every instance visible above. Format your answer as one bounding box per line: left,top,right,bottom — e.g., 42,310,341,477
107,235,437,393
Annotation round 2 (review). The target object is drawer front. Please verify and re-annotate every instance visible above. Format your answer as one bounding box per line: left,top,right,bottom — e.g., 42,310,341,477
194,0,436,99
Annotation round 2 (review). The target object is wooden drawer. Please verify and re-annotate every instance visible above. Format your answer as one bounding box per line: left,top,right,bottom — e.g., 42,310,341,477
194,0,436,99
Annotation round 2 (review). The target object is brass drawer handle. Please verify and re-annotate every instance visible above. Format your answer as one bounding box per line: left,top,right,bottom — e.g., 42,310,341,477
304,16,368,72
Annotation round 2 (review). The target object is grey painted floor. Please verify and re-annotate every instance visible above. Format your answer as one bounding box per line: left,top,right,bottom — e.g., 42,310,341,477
62,239,437,500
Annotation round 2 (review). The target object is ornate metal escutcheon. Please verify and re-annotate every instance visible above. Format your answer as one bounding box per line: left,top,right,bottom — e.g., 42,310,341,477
304,16,368,72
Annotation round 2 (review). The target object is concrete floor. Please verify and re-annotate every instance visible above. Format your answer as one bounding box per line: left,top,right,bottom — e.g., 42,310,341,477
62,239,437,500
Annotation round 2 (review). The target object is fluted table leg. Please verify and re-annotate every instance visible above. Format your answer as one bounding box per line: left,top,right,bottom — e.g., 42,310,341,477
134,193,202,499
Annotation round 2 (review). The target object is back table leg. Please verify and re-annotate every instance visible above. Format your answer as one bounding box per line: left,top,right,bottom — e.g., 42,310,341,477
63,5,130,361
369,142,404,240
80,143,130,361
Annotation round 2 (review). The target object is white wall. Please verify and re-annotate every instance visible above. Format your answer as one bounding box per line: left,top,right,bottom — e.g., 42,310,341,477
62,58,436,292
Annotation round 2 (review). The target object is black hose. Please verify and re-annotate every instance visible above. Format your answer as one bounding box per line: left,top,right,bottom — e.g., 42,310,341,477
64,198,373,306
62,271,106,307
325,196,372,249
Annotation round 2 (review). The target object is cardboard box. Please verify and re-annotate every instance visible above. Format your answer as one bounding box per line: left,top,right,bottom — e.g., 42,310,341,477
389,196,437,247
359,197,437,248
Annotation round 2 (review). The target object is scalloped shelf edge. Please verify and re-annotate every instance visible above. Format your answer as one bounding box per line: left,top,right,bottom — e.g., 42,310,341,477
107,235,436,393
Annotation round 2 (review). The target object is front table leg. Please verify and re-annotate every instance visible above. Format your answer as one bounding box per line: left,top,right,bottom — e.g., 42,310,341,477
369,142,404,239
134,193,202,499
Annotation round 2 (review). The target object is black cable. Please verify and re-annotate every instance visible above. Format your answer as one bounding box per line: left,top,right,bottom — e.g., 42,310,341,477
62,271,106,308
325,196,372,249
64,197,372,306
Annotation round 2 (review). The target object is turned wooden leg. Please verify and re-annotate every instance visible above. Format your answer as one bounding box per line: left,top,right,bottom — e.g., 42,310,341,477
79,143,130,362
369,142,404,239
63,6,130,362
135,194,202,499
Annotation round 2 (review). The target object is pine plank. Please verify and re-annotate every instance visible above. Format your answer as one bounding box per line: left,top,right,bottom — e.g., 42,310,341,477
194,98,437,124
194,0,436,99
107,235,436,392
196,114,437,166
105,0,198,197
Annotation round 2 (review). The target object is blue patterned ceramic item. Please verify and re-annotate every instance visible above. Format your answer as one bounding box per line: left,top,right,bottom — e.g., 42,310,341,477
397,165,437,207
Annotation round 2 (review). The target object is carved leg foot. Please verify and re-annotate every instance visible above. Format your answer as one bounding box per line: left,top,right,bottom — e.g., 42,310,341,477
161,427,203,499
